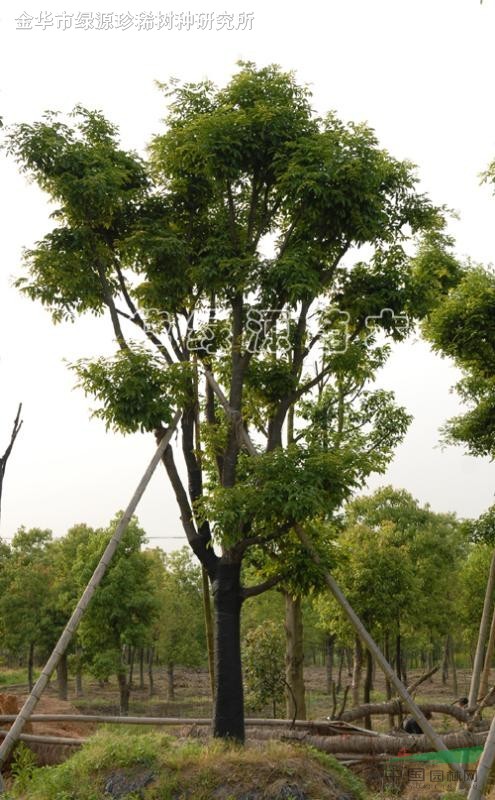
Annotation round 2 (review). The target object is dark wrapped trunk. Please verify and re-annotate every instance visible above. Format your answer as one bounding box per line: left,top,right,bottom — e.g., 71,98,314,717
212,561,244,742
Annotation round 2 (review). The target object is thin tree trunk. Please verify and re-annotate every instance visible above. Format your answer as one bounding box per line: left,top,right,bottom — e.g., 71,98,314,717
117,671,130,716
363,649,373,730
284,593,307,721
480,603,495,699
128,647,135,688
148,648,154,698
27,643,34,693
56,652,68,701
139,648,145,690
351,635,363,708
75,645,83,697
336,649,344,694
167,663,175,701
395,629,402,682
450,637,458,697
442,635,450,685
326,635,335,694
212,561,244,742
469,547,495,708
384,636,394,728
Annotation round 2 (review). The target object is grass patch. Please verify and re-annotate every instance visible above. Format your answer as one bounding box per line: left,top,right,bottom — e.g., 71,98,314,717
9,730,366,800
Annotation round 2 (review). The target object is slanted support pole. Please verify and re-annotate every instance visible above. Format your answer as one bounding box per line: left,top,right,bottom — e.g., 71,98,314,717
294,524,468,784
0,410,181,793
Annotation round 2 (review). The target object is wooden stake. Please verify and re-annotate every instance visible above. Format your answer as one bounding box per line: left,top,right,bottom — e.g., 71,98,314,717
0,410,181,793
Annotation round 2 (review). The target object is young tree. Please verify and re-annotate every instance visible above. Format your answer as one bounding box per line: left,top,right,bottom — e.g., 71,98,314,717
151,547,206,701
6,63,457,740
0,528,53,689
72,515,157,715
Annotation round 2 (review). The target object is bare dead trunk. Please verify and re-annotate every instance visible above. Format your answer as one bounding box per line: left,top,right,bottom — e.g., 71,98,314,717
56,652,68,701
0,403,23,526
351,635,363,708
284,593,306,721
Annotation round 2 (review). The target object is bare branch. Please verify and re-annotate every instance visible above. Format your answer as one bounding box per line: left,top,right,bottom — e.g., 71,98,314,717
241,573,285,600
0,403,23,523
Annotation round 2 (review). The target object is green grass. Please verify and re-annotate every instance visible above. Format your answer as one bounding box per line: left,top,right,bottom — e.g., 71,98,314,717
8,729,367,800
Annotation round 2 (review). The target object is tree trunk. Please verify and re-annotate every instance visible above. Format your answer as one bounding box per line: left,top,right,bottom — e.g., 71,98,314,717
167,663,175,701
139,648,145,690
384,636,394,728
128,647,135,687
326,635,335,694
441,636,450,685
480,603,495,699
148,648,154,698
27,642,34,692
395,630,402,682
351,635,363,708
450,637,458,697
212,561,244,742
117,671,130,716
76,667,83,697
363,649,373,730
75,645,83,697
336,649,344,694
56,652,68,701
284,593,307,721
470,547,495,708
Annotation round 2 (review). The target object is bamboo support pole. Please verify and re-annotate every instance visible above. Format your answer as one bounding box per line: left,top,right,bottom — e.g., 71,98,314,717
0,410,181,792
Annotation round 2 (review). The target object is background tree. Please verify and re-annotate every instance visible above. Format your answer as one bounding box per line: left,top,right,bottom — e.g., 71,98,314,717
0,528,53,689
72,515,157,715
243,621,286,718
6,62,459,741
152,547,206,701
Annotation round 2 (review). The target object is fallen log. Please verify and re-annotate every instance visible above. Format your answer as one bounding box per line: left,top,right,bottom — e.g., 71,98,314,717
340,701,468,724
0,714,381,735
0,730,85,747
249,728,488,756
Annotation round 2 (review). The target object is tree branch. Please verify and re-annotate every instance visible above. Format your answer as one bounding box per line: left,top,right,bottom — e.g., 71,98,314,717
0,403,23,523
241,573,285,599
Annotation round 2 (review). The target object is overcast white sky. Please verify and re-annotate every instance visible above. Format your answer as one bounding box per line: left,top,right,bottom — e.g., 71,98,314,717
1,0,494,548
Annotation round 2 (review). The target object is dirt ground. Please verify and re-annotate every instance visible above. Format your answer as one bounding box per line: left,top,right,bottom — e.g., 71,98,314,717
2,664,492,797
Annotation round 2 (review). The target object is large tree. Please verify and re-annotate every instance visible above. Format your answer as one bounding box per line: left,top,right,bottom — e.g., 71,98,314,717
6,63,458,740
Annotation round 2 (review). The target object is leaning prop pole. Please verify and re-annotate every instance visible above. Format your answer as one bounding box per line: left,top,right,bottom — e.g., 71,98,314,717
469,548,495,709
468,713,495,800
0,410,181,793
294,524,468,783
203,369,469,785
